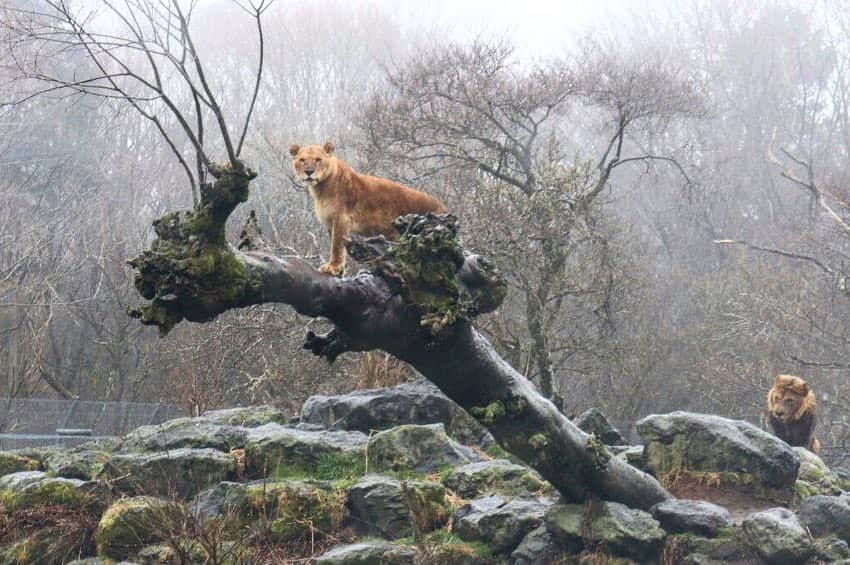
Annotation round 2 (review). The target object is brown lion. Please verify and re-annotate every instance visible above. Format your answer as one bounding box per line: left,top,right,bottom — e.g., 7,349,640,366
289,141,447,276
767,374,820,454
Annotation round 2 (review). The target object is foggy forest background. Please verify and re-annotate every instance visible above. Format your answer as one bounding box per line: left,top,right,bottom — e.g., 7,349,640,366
2,1,850,463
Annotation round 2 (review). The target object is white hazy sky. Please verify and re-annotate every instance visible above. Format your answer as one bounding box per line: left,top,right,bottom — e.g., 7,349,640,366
378,0,657,58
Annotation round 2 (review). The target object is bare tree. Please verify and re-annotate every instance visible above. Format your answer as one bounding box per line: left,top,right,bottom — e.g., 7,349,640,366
1,0,274,203
358,40,703,402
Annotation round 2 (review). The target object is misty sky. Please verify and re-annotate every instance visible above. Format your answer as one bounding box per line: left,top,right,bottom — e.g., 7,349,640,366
383,0,650,57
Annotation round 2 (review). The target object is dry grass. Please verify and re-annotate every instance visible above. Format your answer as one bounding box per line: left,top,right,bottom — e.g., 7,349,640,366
351,351,411,389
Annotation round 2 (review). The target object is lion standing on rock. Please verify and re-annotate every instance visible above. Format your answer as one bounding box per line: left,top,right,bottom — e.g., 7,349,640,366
767,374,821,454
289,141,447,276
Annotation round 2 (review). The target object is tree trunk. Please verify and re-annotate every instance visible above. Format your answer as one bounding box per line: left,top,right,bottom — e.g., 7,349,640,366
127,162,671,511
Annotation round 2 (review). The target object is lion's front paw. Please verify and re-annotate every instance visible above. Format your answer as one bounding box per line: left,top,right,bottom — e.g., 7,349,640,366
319,262,344,277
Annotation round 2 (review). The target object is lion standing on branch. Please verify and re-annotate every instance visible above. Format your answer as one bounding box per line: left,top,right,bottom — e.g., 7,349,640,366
289,141,447,276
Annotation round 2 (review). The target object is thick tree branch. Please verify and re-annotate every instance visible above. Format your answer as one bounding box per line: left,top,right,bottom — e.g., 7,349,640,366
127,165,672,510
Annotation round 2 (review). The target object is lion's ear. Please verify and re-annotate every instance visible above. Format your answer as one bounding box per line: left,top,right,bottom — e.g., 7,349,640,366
289,144,301,157
323,141,335,155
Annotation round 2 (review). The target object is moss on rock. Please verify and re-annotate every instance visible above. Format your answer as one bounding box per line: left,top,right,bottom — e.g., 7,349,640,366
0,453,39,477
95,496,179,560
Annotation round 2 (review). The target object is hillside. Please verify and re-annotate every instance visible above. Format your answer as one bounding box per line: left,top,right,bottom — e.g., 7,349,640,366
1,379,849,564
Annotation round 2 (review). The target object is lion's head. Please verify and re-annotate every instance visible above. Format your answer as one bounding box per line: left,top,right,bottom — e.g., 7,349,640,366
768,374,815,422
289,141,336,187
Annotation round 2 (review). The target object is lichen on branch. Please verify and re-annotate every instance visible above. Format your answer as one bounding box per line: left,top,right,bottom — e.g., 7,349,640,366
127,161,257,335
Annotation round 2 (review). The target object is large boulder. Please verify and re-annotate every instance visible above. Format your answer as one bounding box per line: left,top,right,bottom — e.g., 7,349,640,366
243,424,367,478
300,378,493,446
797,495,850,540
573,408,626,445
95,496,178,560
100,447,237,498
545,501,666,561
313,541,418,564
636,411,799,491
650,499,733,537
441,459,549,499
741,507,814,564
346,474,449,539
118,417,247,452
452,494,551,554
367,423,483,474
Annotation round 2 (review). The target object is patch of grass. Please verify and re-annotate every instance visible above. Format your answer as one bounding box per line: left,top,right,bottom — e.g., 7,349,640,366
269,452,366,482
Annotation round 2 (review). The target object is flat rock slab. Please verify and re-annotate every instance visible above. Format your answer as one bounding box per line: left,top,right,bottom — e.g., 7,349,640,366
300,378,493,446
119,417,248,452
101,447,237,499
244,424,367,477
346,474,449,539
545,501,665,561
651,498,733,536
313,541,418,564
367,423,483,474
442,459,549,499
453,494,552,554
637,411,799,490
202,405,289,427
741,507,813,564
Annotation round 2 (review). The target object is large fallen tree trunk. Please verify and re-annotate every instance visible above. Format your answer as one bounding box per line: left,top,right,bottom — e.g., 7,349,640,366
128,162,671,510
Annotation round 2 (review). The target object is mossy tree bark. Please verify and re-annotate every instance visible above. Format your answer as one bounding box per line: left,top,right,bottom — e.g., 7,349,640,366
128,163,672,511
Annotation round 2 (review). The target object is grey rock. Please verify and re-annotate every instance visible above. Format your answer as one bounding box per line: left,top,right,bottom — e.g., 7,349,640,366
300,378,494,446
346,474,449,539
510,524,563,564
44,447,108,480
545,501,665,561
651,499,733,536
741,507,813,564
190,480,249,520
442,459,549,499
612,445,646,471
453,494,551,554
0,470,48,491
794,446,844,499
201,405,289,427
313,541,418,564
574,408,625,445
367,423,483,474
797,495,850,540
814,537,850,561
119,417,248,452
101,447,237,499
244,424,367,476
637,411,799,490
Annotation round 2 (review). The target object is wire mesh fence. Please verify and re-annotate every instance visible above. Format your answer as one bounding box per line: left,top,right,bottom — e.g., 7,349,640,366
0,397,185,450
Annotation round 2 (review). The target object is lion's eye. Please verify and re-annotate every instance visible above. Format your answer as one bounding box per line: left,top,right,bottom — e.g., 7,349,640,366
316,158,322,163
300,158,306,163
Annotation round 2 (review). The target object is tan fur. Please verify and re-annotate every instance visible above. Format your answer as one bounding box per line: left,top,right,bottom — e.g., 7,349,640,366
289,141,447,276
767,374,820,454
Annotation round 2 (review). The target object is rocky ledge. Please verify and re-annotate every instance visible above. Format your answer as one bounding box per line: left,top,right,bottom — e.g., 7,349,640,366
2,380,850,564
